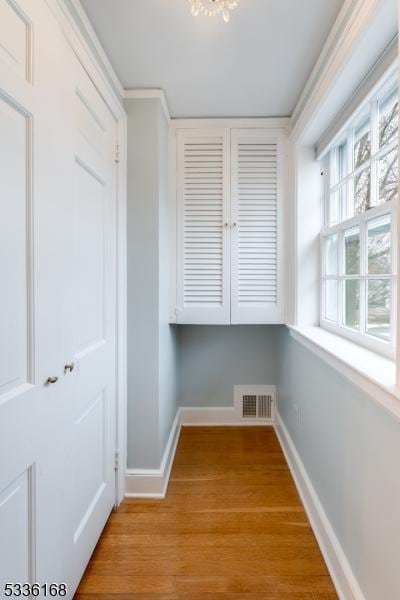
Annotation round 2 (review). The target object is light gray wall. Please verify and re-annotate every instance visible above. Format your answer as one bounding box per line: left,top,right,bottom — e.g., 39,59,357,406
126,98,160,469
125,98,178,469
276,327,400,600
178,326,279,407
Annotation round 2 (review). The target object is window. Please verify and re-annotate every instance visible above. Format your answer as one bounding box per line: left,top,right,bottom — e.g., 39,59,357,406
321,76,398,357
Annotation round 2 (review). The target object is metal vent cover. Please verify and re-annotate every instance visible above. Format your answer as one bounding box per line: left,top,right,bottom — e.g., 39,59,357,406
242,395,257,418
234,386,276,422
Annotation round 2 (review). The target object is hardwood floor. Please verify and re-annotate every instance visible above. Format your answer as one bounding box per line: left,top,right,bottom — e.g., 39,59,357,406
76,426,337,599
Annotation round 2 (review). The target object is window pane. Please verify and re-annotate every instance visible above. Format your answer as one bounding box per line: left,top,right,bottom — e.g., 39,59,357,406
354,168,371,214
367,279,390,340
354,116,371,169
379,89,398,148
344,228,359,275
328,190,340,226
325,280,338,322
334,141,347,184
326,235,338,276
378,148,398,205
344,280,359,330
368,216,391,275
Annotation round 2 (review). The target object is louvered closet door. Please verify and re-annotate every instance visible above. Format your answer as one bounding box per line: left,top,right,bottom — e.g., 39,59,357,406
176,129,230,324
231,130,284,324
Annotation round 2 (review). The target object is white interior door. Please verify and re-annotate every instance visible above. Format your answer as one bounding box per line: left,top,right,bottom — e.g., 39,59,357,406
68,60,118,591
0,1,119,596
0,0,76,592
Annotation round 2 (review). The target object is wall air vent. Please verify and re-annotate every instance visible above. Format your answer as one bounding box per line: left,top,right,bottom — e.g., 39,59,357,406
234,386,276,423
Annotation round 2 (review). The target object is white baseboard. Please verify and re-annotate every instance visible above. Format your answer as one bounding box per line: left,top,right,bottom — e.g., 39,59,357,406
180,406,274,426
275,411,365,600
125,410,181,499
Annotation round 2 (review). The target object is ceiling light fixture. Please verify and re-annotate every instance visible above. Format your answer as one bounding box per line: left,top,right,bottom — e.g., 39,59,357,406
189,0,240,23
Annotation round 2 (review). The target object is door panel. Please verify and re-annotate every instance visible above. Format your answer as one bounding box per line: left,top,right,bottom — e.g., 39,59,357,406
0,96,31,395
0,0,31,81
74,389,106,540
74,162,106,353
0,469,34,583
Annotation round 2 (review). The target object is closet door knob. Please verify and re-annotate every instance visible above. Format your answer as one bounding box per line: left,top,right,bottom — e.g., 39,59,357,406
64,362,75,373
224,222,229,228
231,222,237,228
46,376,58,385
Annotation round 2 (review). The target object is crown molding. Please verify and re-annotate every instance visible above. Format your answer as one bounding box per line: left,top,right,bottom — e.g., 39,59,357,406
68,0,124,98
316,35,398,159
124,89,171,121
45,0,124,118
291,0,395,143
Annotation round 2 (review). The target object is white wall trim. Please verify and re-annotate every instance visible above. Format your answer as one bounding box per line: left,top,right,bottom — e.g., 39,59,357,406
170,117,290,131
291,0,388,141
124,88,171,122
115,113,128,504
46,1,124,119
275,411,365,600
180,406,274,426
125,410,181,498
69,0,124,98
316,37,398,159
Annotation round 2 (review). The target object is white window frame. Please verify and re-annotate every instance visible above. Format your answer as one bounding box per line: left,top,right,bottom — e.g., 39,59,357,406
320,76,398,359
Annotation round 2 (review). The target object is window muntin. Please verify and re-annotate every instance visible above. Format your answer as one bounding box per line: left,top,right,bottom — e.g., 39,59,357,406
321,77,398,357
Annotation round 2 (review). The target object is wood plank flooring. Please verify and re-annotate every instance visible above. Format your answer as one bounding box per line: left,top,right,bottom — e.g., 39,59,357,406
76,426,337,599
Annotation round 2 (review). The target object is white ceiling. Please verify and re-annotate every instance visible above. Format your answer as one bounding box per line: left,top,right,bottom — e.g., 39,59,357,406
80,0,345,118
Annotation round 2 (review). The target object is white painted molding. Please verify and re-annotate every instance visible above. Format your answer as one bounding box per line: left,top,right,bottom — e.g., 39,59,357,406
124,88,171,122
47,1,125,118
288,325,400,423
180,406,274,426
125,410,181,498
291,0,393,142
69,0,124,98
115,113,128,505
275,412,365,600
316,36,398,158
292,0,358,130
170,117,290,131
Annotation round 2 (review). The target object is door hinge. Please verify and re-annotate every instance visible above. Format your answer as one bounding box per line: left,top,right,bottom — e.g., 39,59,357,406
115,143,120,164
114,450,120,472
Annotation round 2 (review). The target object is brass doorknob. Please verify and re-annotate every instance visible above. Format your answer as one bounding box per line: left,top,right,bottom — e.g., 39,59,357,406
46,376,58,385
64,362,75,373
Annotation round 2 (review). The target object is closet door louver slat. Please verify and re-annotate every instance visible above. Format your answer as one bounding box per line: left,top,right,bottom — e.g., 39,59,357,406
176,129,230,324
231,130,284,324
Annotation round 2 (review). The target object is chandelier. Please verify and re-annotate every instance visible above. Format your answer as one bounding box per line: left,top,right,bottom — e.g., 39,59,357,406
189,0,240,23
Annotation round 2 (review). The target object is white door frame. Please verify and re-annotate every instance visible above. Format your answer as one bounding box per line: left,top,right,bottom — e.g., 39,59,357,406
46,0,128,505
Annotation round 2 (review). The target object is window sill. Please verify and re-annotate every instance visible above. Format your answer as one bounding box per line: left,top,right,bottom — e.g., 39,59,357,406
286,324,400,422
